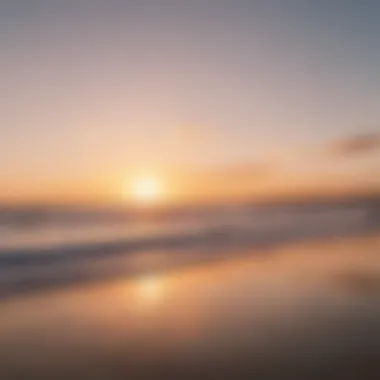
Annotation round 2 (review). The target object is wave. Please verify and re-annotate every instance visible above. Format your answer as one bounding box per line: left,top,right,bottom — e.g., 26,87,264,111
0,203,379,297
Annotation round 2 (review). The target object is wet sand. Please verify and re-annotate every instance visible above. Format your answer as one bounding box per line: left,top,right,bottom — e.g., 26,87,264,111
0,234,379,379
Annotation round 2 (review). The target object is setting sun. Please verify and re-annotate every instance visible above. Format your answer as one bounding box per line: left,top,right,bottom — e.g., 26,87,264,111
125,175,164,205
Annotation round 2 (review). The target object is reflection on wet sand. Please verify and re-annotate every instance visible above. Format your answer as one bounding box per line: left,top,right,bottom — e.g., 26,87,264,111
0,234,379,379
135,275,166,304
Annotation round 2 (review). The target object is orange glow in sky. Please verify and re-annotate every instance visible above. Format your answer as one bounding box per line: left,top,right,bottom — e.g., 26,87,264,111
1,2,380,204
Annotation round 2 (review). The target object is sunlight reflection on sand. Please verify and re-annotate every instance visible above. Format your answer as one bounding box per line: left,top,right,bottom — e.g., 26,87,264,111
134,275,166,304
0,234,379,379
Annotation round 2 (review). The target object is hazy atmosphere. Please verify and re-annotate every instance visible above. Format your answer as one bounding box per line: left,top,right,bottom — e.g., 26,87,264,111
1,0,380,203
1,1,380,379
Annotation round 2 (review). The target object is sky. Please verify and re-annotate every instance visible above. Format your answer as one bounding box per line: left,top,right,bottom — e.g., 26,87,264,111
1,0,380,203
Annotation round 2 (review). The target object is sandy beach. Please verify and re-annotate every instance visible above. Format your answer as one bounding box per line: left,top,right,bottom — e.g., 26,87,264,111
0,232,379,379
2,1,380,378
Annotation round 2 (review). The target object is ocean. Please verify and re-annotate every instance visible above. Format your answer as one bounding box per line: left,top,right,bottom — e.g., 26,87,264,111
1,198,380,379
1,197,379,296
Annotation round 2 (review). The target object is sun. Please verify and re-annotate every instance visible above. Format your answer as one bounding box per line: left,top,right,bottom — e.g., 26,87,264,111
125,175,163,205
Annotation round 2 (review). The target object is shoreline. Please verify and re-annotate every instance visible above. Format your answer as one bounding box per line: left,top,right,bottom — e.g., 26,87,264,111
2,228,379,302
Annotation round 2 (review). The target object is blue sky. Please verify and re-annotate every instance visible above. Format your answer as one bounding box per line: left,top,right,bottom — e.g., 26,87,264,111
1,0,380,201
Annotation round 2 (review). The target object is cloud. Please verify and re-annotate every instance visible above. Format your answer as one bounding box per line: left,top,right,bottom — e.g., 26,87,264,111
330,132,380,156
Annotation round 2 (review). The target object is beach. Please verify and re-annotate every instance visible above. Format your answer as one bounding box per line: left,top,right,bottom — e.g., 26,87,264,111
3,1,380,378
0,232,379,379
